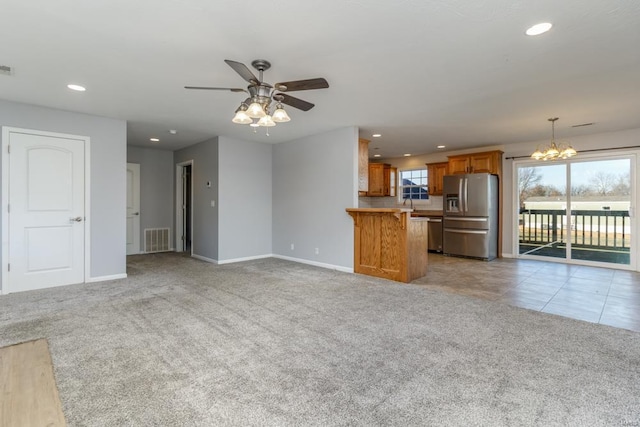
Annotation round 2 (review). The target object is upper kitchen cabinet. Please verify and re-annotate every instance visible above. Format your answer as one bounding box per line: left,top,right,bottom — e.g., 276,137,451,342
358,138,370,196
426,162,448,196
447,150,503,175
368,163,396,197
368,163,387,196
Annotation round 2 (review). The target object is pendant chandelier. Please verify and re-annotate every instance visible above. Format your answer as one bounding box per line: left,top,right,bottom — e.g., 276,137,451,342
531,117,577,161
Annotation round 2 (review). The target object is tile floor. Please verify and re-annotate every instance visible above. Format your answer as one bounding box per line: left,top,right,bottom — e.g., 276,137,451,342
414,254,640,332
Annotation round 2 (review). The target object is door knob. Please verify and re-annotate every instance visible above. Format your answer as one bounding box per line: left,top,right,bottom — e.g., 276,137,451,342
133,212,140,216
70,217,83,222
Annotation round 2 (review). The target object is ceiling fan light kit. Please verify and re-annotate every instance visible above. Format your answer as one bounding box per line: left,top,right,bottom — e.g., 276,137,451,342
231,104,252,124
257,115,276,127
186,59,329,133
531,117,577,161
272,103,291,123
246,101,267,119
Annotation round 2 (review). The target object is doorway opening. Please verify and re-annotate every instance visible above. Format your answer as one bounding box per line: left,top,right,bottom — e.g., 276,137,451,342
176,160,193,254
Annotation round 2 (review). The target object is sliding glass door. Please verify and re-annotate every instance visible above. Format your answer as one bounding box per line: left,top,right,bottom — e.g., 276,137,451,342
569,159,631,264
518,163,567,259
516,156,634,267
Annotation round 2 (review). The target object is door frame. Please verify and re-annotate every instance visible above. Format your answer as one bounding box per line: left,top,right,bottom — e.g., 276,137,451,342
1,126,91,294
512,151,638,271
175,160,194,255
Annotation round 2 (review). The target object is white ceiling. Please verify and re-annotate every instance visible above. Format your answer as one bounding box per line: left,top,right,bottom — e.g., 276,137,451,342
1,0,639,157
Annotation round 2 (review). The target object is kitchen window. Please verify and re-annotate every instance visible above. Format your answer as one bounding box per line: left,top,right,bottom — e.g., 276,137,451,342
399,169,428,200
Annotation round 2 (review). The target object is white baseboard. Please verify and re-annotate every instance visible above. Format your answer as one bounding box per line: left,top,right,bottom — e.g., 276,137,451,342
87,273,127,283
187,252,353,274
191,254,218,264
217,254,273,265
501,252,515,258
272,254,353,273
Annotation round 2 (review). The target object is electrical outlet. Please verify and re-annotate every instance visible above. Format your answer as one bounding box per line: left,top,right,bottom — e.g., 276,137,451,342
290,243,294,250
315,247,319,255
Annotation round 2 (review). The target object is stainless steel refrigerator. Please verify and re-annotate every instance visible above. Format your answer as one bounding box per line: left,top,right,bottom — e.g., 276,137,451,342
442,173,498,260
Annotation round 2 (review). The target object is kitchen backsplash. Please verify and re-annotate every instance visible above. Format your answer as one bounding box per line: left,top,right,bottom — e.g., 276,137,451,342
359,196,443,209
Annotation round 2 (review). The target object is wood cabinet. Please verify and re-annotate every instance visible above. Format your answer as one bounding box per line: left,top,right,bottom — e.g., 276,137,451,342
426,162,448,196
346,208,428,283
358,138,370,196
447,150,503,175
368,163,396,197
368,163,386,196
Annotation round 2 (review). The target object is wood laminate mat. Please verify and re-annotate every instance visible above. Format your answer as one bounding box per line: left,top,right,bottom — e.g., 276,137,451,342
0,339,66,427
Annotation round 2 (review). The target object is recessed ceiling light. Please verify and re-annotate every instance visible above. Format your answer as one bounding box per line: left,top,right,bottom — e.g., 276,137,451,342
150,138,160,142
437,145,446,149
526,22,552,36
169,129,178,135
403,154,411,157
67,84,86,91
373,154,381,158
372,134,382,138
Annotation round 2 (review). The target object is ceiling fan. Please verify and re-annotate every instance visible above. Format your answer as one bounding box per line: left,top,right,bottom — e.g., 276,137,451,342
185,59,329,128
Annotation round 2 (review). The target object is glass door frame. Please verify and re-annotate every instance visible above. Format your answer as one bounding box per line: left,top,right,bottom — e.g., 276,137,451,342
513,151,638,271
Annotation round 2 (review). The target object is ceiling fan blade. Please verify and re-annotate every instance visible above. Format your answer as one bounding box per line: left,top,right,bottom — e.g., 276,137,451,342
184,86,246,93
275,78,329,92
279,93,315,111
224,59,259,84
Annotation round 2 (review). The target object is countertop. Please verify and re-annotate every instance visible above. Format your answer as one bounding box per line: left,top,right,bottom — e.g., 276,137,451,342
411,210,443,217
346,208,414,214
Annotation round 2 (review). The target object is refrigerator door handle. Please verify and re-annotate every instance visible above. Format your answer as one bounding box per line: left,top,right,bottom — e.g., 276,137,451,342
445,217,487,222
464,178,469,212
458,178,463,212
445,228,488,235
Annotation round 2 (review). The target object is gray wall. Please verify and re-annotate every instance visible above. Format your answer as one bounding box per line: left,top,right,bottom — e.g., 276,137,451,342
127,146,175,251
272,127,358,269
174,137,219,261
0,99,127,286
218,136,272,261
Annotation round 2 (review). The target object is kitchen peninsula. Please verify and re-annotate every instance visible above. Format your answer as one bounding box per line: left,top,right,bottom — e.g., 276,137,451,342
346,208,429,283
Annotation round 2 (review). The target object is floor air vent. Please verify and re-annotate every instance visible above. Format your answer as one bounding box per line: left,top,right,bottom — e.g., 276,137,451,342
144,228,170,253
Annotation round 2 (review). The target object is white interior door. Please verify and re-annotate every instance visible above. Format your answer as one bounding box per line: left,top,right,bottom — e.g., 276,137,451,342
7,129,86,293
126,163,140,255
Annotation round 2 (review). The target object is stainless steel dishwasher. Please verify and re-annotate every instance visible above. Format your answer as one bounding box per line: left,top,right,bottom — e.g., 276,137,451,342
427,217,443,252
